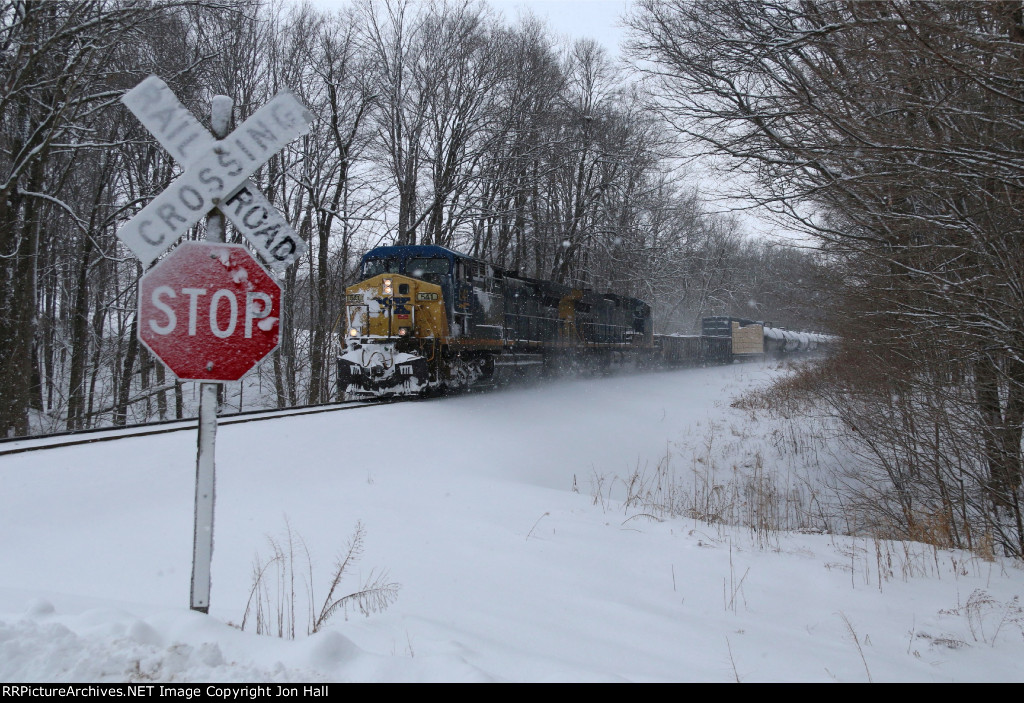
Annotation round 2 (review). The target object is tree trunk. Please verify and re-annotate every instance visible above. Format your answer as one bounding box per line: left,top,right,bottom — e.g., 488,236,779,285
113,311,139,427
67,235,95,429
0,191,40,437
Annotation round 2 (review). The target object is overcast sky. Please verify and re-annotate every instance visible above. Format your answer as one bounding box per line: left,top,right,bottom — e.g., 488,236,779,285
488,0,631,55
307,0,632,57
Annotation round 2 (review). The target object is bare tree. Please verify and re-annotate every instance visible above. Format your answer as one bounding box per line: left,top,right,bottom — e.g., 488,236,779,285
0,0,180,435
297,8,375,403
360,0,429,245
628,0,1024,553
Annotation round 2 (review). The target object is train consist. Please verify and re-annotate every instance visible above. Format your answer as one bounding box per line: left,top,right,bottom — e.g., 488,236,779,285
337,245,834,398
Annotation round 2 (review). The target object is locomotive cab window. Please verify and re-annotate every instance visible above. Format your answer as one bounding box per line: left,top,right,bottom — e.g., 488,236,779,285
407,257,450,284
362,257,400,277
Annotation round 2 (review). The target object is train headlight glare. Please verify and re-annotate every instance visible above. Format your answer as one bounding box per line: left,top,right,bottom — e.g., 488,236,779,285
348,328,359,337
398,327,408,336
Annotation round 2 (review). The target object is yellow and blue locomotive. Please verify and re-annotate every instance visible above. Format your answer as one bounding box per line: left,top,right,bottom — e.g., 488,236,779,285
337,245,653,398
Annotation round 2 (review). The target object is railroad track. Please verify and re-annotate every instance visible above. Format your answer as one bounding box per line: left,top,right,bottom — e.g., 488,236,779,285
0,367,653,457
0,397,415,456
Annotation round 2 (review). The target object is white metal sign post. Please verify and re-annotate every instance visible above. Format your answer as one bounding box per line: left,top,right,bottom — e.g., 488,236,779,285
120,76,311,614
196,95,230,616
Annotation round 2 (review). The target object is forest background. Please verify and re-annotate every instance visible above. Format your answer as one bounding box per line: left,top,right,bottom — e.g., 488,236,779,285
0,0,830,438
3,1,1024,558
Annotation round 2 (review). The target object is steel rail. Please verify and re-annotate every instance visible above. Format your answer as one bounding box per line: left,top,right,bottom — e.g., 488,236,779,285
0,397,414,457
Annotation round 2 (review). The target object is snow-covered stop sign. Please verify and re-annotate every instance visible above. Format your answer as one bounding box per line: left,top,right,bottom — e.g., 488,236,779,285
138,241,281,381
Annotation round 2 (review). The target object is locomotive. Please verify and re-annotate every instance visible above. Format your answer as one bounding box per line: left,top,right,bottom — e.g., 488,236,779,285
336,245,833,399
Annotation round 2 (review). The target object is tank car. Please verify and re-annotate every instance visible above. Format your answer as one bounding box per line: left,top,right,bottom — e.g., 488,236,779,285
337,245,654,398
702,316,836,359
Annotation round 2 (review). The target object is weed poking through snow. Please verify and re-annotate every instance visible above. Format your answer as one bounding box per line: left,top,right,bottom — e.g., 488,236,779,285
241,519,399,639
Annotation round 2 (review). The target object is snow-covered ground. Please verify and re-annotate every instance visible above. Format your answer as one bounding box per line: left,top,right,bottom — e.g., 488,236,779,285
1,363,1022,682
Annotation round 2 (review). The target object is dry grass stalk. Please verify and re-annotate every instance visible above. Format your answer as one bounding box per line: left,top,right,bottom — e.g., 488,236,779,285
242,519,400,639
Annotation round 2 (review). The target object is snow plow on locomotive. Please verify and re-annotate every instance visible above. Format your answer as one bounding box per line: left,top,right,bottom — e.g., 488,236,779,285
337,246,835,399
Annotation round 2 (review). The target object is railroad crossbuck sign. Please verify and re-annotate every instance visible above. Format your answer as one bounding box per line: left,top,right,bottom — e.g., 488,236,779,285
119,75,313,268
138,241,282,381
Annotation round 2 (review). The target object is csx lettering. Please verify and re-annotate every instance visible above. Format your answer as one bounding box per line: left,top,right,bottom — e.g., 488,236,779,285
374,296,410,315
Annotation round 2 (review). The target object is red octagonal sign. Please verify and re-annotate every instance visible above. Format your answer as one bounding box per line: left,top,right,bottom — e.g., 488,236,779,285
139,241,281,382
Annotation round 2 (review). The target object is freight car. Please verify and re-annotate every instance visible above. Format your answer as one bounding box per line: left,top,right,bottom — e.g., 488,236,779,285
701,316,835,358
336,245,833,398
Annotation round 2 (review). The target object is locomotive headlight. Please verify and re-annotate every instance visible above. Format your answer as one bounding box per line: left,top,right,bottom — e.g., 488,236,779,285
348,328,359,337
397,327,408,336
383,278,393,295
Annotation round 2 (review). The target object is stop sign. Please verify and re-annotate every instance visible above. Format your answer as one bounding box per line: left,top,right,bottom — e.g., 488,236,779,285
139,241,282,381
